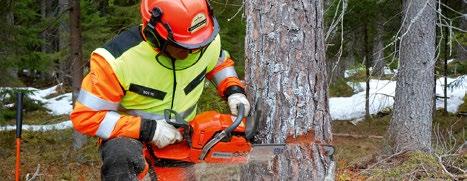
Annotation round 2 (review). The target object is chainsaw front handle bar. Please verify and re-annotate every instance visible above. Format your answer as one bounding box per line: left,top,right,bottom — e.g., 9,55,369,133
224,103,245,135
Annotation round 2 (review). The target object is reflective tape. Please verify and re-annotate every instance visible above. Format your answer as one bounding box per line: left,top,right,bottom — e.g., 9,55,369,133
96,111,120,139
212,67,238,86
77,89,120,111
127,110,164,120
127,105,196,120
93,48,116,70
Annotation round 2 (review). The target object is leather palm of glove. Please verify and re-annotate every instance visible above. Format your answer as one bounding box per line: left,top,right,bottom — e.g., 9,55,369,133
227,93,250,117
151,119,183,149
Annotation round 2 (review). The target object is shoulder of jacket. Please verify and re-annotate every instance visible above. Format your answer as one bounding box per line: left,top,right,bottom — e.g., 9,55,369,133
101,26,144,59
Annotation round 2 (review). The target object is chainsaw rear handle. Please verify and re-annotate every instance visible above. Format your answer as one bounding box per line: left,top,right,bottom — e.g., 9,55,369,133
224,103,245,136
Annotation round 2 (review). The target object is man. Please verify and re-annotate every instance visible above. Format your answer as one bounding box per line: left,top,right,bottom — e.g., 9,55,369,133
70,0,250,180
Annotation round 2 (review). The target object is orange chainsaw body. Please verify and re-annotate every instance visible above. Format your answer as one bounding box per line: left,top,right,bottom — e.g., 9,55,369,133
152,111,252,163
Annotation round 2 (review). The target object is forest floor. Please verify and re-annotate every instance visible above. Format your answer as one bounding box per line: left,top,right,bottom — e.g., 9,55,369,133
0,109,464,180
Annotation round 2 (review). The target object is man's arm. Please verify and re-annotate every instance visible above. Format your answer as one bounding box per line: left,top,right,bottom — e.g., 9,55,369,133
70,53,153,140
206,50,250,116
206,50,245,98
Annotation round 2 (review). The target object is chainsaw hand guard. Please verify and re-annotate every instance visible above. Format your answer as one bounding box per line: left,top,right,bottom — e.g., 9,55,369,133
245,98,262,140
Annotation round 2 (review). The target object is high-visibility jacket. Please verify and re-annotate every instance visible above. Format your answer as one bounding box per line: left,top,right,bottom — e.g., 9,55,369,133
70,26,245,141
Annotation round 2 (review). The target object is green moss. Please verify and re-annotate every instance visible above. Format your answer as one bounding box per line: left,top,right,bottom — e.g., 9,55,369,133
329,78,354,97
458,94,467,113
447,60,467,76
368,151,450,180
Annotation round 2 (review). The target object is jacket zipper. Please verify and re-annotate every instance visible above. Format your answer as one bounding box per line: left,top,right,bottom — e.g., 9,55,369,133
170,58,177,110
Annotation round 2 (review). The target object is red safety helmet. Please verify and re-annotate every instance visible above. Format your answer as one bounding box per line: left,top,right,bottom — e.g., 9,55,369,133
141,0,219,50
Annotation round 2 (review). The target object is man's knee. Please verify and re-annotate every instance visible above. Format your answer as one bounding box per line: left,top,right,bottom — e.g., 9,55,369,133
100,137,147,180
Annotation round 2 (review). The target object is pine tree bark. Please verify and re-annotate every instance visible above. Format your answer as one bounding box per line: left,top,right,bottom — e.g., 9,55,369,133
69,0,87,150
364,22,371,121
242,0,334,179
58,0,71,86
456,0,466,61
5,0,17,82
388,0,436,153
372,14,385,77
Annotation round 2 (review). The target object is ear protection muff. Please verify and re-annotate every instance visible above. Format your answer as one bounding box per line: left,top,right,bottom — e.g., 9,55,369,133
142,7,168,52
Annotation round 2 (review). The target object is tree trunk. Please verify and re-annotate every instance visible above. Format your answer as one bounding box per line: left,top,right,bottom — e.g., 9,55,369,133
69,0,87,150
455,0,467,61
242,0,334,180
443,0,449,114
372,15,385,77
58,0,70,86
326,56,347,85
6,0,17,81
364,22,371,121
388,0,436,153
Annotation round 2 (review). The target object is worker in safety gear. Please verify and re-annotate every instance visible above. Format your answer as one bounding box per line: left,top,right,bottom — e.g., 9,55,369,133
70,0,250,180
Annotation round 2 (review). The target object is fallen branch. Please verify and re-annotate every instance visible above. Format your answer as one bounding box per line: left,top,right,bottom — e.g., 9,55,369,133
434,154,458,180
26,164,41,181
333,133,383,139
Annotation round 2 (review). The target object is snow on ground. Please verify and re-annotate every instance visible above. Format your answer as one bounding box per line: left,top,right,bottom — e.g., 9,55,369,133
331,75,467,121
0,85,73,116
0,120,72,132
0,75,466,131
331,80,397,120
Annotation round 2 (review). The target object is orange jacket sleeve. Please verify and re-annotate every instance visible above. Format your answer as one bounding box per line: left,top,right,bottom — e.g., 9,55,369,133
206,50,245,98
70,53,142,140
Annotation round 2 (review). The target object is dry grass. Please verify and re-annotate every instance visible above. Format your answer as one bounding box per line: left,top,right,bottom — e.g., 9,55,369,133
0,129,100,180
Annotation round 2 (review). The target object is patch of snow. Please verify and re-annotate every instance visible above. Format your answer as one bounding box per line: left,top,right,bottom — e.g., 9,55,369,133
0,120,72,132
435,75,467,112
44,93,73,115
1,85,71,116
330,80,396,120
384,67,397,75
447,58,455,64
331,75,466,121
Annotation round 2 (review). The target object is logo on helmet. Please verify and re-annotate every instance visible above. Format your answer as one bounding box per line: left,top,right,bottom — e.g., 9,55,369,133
189,13,207,33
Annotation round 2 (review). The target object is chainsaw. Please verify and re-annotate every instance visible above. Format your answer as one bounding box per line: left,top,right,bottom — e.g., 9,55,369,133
151,103,286,164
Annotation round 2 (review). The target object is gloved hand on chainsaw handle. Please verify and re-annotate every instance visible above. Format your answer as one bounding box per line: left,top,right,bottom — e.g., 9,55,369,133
227,93,250,117
151,119,183,149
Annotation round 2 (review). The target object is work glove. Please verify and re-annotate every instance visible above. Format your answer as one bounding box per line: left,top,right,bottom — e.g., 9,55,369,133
151,119,183,149
227,93,250,117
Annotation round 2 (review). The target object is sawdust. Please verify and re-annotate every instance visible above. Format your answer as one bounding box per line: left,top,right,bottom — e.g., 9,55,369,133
285,130,316,145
